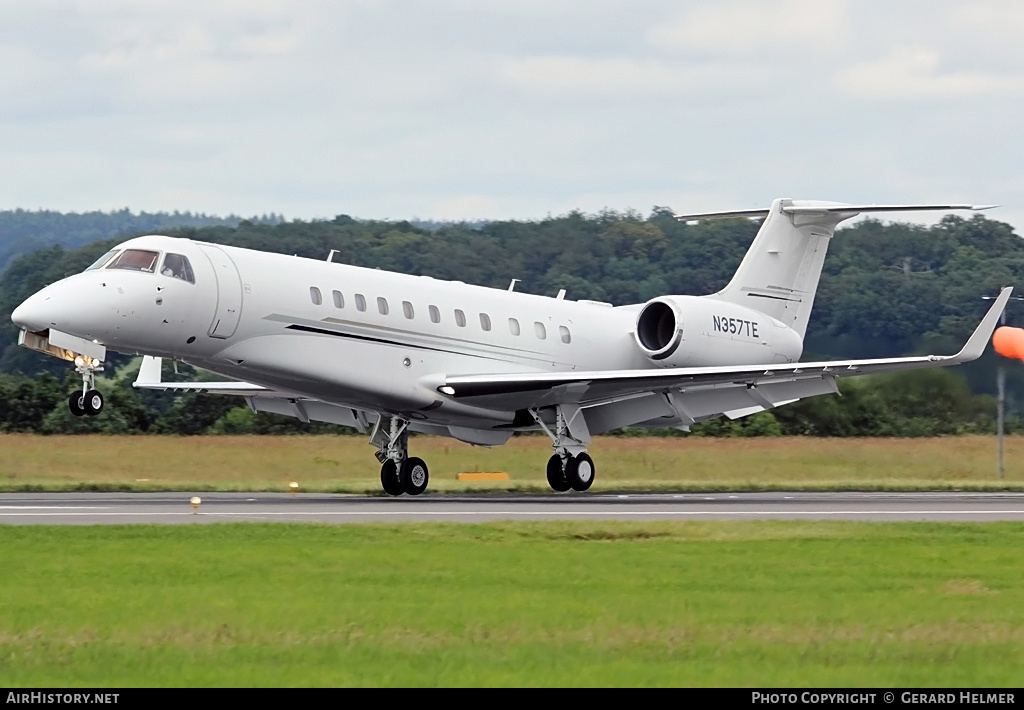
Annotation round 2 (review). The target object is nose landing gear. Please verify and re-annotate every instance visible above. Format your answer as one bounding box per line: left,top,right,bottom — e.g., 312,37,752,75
68,385,104,417
67,356,104,417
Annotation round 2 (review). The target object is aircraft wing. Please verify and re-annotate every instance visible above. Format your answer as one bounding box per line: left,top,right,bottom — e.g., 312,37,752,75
132,355,379,430
436,288,1011,414
132,356,284,396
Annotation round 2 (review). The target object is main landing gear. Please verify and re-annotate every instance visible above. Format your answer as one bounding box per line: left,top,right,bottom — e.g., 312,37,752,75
67,355,104,417
367,406,597,496
546,452,595,492
534,404,596,493
371,416,429,496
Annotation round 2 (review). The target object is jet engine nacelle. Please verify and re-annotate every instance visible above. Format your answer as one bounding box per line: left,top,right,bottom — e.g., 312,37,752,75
633,295,803,368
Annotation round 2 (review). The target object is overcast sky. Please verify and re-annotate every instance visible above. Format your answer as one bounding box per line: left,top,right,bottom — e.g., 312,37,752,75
1,0,1022,229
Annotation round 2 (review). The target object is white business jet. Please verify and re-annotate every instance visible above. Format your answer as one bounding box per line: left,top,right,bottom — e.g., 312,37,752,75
10,199,1009,496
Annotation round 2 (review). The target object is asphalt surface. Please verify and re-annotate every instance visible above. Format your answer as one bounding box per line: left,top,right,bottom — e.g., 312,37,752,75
0,491,1023,524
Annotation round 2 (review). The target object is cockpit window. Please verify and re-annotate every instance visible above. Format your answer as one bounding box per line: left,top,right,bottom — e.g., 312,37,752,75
85,249,120,271
160,253,195,284
107,249,159,273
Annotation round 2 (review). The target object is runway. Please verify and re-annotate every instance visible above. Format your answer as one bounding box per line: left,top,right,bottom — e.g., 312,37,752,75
1,490,1024,524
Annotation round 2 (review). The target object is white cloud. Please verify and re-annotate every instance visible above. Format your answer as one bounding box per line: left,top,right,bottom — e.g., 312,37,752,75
946,1,1024,43
67,7,314,109
837,46,1024,98
0,44,61,100
504,55,758,97
646,0,849,55
428,189,727,222
500,53,782,104
0,0,1021,233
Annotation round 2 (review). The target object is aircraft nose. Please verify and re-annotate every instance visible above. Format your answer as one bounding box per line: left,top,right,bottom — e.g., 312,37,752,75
11,292,57,333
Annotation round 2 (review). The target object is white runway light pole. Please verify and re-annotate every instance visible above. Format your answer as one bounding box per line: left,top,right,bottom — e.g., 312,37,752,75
997,309,1006,480
983,292,1024,478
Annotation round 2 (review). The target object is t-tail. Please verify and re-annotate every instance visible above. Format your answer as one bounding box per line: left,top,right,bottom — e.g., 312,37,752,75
674,199,997,339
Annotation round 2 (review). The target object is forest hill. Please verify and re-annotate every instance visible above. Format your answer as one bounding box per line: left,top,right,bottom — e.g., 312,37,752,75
0,208,1021,434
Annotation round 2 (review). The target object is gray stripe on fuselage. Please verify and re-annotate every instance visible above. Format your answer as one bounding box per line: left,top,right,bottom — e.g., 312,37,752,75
262,313,574,367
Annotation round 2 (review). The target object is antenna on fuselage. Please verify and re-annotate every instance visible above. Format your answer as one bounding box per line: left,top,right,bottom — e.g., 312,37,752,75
508,279,520,292
326,249,339,263
556,289,566,300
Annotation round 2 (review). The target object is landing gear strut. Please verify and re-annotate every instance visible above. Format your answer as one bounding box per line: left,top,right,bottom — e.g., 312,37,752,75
67,356,104,417
533,405,595,492
371,416,429,496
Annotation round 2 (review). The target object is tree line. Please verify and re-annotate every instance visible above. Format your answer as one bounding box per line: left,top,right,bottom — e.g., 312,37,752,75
0,353,1009,439
0,207,1022,435
0,208,289,275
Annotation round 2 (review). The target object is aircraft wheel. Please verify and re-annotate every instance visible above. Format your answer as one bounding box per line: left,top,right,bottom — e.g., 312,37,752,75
400,457,429,496
546,454,570,492
83,390,104,417
68,391,86,417
565,453,595,492
381,460,404,496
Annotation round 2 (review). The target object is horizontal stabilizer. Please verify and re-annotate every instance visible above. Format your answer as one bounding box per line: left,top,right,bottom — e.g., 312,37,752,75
784,203,997,216
673,207,771,221
675,202,996,222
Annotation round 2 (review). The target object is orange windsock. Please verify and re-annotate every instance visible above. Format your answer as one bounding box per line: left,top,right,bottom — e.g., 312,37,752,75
993,326,1024,360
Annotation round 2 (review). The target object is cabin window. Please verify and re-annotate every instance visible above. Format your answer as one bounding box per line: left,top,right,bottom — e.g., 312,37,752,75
161,253,195,284
355,294,366,312
455,309,466,327
377,297,389,315
535,321,547,339
508,318,521,336
429,305,441,323
107,249,159,273
310,287,322,305
479,313,491,331
85,249,119,272
332,290,344,308
403,301,415,319
559,325,571,344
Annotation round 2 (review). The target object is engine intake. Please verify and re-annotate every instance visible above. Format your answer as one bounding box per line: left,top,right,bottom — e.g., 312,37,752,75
635,298,683,360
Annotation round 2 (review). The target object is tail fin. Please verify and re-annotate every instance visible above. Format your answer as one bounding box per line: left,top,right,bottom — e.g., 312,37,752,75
675,199,995,338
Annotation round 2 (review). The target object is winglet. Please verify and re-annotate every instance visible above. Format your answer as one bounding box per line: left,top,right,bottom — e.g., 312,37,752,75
135,356,163,387
950,287,1012,363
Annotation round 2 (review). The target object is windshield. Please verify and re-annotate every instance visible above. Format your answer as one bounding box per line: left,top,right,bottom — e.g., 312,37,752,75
84,249,120,272
107,249,159,273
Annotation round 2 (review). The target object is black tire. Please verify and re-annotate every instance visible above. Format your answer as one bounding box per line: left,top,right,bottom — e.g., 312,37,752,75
380,460,404,496
546,454,570,492
83,389,104,416
68,391,86,417
400,457,429,496
565,453,595,492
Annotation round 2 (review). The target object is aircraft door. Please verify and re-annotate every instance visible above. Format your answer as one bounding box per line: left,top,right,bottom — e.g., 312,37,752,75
198,245,243,339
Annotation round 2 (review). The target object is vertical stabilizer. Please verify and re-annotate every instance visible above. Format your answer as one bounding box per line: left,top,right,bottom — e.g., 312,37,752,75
706,199,844,337
676,199,995,339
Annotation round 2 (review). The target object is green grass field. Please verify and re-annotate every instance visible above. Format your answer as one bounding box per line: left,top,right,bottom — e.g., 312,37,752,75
1,522,1022,687
1,434,1022,492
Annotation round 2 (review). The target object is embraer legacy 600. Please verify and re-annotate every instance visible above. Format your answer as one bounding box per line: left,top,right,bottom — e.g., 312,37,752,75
10,199,1011,495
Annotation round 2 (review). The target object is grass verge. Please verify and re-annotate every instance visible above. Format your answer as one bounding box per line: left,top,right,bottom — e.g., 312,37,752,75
0,434,1022,492
0,521,1022,686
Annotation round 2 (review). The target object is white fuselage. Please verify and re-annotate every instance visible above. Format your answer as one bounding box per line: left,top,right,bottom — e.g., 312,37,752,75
11,234,803,431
